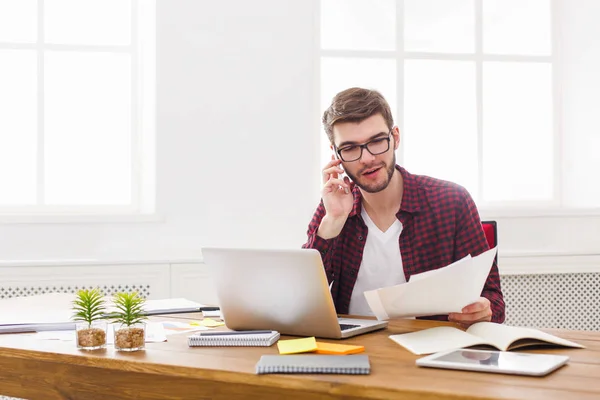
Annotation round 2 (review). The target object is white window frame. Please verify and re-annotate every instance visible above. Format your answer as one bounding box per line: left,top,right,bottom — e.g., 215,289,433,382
0,0,156,223
317,0,600,218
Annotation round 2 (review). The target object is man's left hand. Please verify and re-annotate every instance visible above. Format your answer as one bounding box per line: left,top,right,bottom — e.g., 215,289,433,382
448,297,492,327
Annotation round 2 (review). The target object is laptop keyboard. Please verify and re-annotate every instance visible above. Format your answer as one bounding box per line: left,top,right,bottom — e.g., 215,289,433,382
339,323,361,331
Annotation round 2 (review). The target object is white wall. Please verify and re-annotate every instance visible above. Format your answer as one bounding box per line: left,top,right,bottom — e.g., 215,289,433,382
0,0,598,273
0,0,320,261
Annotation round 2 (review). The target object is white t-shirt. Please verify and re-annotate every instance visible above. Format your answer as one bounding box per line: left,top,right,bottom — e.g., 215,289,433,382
348,207,406,316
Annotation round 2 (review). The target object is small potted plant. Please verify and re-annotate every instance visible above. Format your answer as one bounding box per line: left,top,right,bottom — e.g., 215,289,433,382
112,291,148,352
72,288,107,350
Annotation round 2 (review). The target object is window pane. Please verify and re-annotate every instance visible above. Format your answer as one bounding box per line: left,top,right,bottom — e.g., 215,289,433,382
0,0,37,43
562,40,600,207
483,62,553,202
404,0,474,53
0,50,37,205
44,51,131,205
483,0,551,55
404,60,478,197
45,0,131,45
321,0,395,51
320,57,397,166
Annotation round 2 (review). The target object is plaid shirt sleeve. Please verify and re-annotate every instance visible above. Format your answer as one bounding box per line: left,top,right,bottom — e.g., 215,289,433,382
302,201,335,282
455,189,505,323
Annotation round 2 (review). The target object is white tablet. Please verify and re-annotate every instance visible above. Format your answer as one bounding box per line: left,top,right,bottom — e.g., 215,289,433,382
416,349,569,376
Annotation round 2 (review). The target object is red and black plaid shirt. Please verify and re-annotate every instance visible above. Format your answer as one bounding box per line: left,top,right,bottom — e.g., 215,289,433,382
303,165,505,323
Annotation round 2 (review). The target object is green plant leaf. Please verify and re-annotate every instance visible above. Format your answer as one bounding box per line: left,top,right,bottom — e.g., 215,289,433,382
71,288,106,325
111,291,148,327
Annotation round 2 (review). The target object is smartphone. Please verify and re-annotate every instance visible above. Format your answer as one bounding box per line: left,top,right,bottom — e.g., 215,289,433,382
333,151,350,193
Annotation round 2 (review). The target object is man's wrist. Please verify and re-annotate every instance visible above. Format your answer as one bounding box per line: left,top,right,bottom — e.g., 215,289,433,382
317,214,347,240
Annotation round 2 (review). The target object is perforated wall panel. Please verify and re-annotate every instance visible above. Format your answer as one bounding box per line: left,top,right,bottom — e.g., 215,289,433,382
0,284,151,299
501,273,600,331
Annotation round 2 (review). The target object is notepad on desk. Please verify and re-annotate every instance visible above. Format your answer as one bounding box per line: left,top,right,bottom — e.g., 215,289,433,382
256,354,370,375
389,322,585,355
187,330,280,347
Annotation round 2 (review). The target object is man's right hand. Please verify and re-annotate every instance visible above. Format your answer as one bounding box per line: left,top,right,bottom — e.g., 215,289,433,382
317,158,353,240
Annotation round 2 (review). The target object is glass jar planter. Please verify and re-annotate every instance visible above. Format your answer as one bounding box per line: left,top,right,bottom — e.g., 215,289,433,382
113,322,146,352
76,321,107,350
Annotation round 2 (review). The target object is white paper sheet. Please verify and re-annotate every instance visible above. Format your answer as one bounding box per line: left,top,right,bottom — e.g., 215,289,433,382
0,293,75,325
0,293,207,332
364,247,498,320
202,310,222,318
33,322,169,343
107,322,167,343
160,320,209,334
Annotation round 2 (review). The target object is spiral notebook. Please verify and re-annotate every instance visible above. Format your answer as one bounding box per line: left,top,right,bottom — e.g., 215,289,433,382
187,330,280,347
255,354,370,375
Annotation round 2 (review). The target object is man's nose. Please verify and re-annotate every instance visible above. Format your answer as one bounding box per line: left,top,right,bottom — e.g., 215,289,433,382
359,147,376,163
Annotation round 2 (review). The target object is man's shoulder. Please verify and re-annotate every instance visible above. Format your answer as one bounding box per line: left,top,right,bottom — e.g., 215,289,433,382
411,172,469,197
405,171,474,214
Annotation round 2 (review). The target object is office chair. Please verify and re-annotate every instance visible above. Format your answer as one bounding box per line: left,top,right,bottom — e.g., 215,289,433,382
481,220,498,265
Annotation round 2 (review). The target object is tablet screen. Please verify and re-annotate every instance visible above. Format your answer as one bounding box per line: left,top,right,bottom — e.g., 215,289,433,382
417,349,569,376
435,349,502,366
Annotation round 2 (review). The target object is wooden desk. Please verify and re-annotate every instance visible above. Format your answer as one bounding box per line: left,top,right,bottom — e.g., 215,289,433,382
0,316,599,400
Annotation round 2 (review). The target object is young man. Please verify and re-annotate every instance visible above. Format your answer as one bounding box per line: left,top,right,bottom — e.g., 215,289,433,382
303,87,505,326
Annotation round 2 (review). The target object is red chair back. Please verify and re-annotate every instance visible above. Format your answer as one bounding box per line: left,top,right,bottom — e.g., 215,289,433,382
481,220,498,264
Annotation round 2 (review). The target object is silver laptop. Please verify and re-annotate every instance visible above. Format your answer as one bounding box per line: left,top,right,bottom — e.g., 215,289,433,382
202,247,388,339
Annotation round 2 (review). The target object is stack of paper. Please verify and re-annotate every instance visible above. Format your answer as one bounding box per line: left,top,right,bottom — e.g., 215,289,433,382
0,293,208,333
364,247,497,320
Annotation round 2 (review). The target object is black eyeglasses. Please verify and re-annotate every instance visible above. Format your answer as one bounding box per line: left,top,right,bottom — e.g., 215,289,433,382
335,130,393,162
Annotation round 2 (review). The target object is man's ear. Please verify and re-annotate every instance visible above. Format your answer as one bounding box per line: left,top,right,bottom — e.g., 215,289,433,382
392,126,400,150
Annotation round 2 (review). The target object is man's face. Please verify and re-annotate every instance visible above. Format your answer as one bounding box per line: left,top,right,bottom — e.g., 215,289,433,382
332,114,399,194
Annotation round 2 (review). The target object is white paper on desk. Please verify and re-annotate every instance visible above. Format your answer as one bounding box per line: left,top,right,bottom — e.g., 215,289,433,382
202,310,222,319
33,323,168,343
33,331,76,341
161,320,209,335
106,322,167,344
0,294,206,326
103,297,207,315
0,294,206,336
0,293,74,325
364,247,497,320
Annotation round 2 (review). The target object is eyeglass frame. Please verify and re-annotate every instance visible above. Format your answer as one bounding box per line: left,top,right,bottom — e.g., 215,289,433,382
333,129,394,162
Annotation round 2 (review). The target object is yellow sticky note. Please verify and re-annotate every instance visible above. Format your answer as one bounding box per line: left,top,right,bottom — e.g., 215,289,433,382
277,337,318,355
315,342,365,355
194,318,225,328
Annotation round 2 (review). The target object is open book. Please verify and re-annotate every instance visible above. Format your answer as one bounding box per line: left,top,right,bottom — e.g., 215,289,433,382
389,322,585,355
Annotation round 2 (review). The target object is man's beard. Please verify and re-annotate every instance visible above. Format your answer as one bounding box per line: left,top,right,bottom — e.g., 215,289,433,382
345,154,396,194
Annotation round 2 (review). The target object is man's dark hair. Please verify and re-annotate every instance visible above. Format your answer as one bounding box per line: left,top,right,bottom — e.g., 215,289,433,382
322,87,394,144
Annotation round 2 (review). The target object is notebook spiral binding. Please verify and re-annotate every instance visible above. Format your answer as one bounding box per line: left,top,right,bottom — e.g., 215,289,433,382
255,354,371,375
187,332,280,347
256,365,369,374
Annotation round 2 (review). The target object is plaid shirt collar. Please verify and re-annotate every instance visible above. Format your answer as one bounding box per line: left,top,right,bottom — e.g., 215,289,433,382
348,165,424,218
